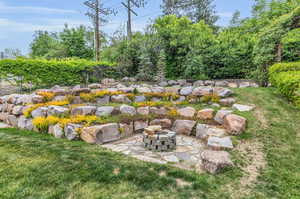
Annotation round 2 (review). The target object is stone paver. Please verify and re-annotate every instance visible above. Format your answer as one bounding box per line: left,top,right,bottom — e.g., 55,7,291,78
103,134,205,171
0,122,10,128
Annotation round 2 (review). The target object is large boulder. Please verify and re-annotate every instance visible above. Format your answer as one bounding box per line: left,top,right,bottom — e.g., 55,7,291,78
31,95,44,104
134,95,146,102
232,104,255,112
88,83,102,89
149,107,167,116
165,87,180,94
80,123,120,144
96,95,110,104
215,81,229,87
172,120,196,135
12,105,25,116
0,113,9,122
95,106,114,116
180,86,193,96
48,106,69,116
137,107,149,115
17,116,33,130
224,114,247,135
71,106,96,116
197,108,214,120
213,88,233,98
120,105,136,115
207,136,233,150
7,115,18,127
72,88,91,96
196,124,226,140
200,150,233,174
192,87,213,96
31,107,48,118
101,78,116,85
193,80,205,87
150,119,172,129
111,95,131,103
134,120,148,132
214,110,233,124
137,87,151,93
64,123,82,140
177,107,196,118
50,124,64,138
219,98,236,106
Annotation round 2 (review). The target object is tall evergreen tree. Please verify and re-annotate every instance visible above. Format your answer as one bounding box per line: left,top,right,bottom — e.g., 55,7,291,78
155,49,167,82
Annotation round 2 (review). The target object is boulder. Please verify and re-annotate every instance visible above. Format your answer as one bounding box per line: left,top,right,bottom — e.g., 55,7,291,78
180,86,193,96
151,87,165,93
228,82,238,88
72,96,83,104
214,110,233,124
48,106,69,116
7,115,18,127
150,119,172,129
215,81,229,87
51,124,64,138
80,123,120,144
165,87,180,94
232,104,255,112
192,87,213,96
120,122,134,138
53,96,66,101
64,123,82,140
96,95,110,104
12,105,25,116
88,83,102,89
95,106,114,116
101,78,116,85
204,80,215,86
196,124,226,140
31,107,48,118
219,98,236,106
71,106,96,116
239,82,251,88
200,150,233,174
0,113,9,122
31,95,44,104
193,80,205,87
134,95,146,102
224,114,247,135
17,116,33,130
177,107,196,118
172,120,196,135
119,87,134,93
72,88,91,96
177,79,187,86
134,120,148,132
149,107,167,115
197,108,214,120
111,95,131,103
158,81,168,87
207,136,233,150
168,80,178,86
51,88,69,96
137,87,151,93
16,94,34,105
213,88,233,98
120,105,136,115
137,107,149,115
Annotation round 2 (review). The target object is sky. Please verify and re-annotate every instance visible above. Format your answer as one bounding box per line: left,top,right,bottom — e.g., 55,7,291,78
0,0,254,55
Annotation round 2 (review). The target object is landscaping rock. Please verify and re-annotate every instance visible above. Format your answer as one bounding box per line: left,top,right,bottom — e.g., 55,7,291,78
64,123,82,140
151,87,165,93
196,124,226,140
120,105,136,115
177,79,187,86
12,105,24,116
120,122,134,138
48,106,69,116
207,136,233,150
96,95,110,104
239,82,251,88
72,87,91,95
149,107,167,115
134,120,148,132
197,108,214,120
228,82,238,88
95,106,114,116
219,98,236,106
214,110,233,124
88,83,102,89
192,87,213,96
177,107,196,118
168,80,178,86
172,120,196,135
53,95,66,101
17,116,33,130
232,104,255,112
31,107,48,118
201,150,233,174
81,123,120,144
180,86,193,96
32,95,44,104
193,80,205,87
0,113,9,122
224,114,247,135
52,124,64,138
111,95,131,103
213,88,233,98
159,81,168,87
150,119,172,129
137,107,149,115
215,81,229,87
134,95,146,102
71,106,96,116
137,87,151,93
7,115,18,127
51,88,69,96
204,80,215,86
101,78,116,85
165,87,180,94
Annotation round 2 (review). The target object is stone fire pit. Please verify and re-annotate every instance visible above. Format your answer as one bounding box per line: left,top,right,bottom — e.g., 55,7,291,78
143,126,176,152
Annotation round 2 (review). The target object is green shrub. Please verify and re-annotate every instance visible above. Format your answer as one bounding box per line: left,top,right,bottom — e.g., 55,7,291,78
0,58,119,87
269,62,300,107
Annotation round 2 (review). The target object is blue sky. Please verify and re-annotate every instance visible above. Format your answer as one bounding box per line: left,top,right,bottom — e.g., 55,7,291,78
0,0,254,55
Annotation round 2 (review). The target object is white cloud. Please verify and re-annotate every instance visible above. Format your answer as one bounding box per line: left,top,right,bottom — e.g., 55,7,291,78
217,12,233,18
0,1,78,14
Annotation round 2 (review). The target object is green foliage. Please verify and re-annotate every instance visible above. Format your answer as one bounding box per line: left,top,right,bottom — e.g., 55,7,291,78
269,62,300,107
281,28,300,61
0,58,117,87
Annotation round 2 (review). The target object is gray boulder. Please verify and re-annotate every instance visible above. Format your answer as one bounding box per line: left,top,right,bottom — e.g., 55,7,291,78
120,105,136,115
134,95,146,102
95,106,114,116
111,95,131,103
17,116,33,130
214,110,233,124
201,150,233,174
48,106,69,116
207,136,233,150
180,86,193,96
64,123,82,140
71,106,96,116
31,107,48,118
196,124,226,140
172,120,196,135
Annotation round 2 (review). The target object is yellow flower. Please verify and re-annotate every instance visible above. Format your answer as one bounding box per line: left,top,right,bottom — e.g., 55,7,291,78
36,91,55,102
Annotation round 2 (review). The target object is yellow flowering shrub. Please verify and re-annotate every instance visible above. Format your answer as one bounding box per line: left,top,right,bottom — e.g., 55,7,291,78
32,117,50,132
23,101,69,118
167,108,179,117
201,94,220,103
65,95,75,104
80,93,96,102
36,91,55,102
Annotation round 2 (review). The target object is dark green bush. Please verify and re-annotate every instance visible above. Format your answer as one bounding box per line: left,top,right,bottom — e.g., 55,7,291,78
269,62,300,107
0,58,119,87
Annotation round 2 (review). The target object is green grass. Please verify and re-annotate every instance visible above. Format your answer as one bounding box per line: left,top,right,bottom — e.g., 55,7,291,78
0,88,299,198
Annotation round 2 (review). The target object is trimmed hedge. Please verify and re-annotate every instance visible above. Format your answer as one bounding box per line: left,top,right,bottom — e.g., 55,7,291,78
269,62,300,107
0,58,120,87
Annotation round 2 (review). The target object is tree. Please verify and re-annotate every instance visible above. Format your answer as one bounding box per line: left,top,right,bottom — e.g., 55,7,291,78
155,49,167,81
3,48,23,59
30,31,59,58
161,0,219,26
229,10,241,27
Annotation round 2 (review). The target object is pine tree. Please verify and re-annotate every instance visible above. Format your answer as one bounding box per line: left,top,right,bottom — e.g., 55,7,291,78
136,47,155,81
155,49,167,82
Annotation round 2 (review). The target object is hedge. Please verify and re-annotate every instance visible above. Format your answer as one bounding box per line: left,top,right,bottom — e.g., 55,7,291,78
269,62,300,107
0,58,120,87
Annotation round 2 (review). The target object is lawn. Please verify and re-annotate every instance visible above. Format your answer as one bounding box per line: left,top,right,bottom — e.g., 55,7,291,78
0,88,299,199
